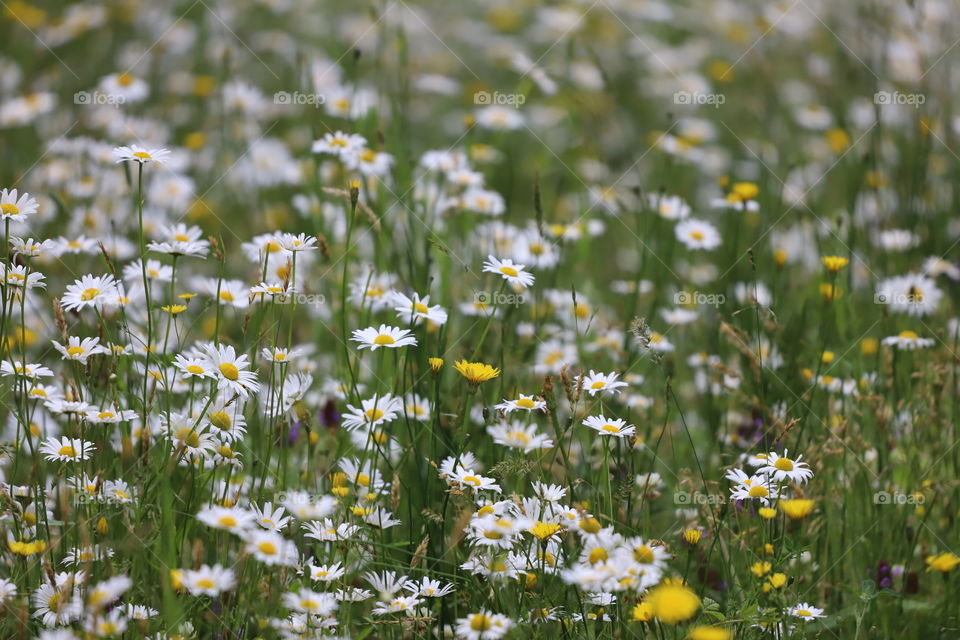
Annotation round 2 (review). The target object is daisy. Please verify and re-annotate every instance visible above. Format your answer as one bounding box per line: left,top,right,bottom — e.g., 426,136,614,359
581,370,629,396
302,519,361,542
726,469,780,504
455,610,515,639
197,505,257,534
675,219,721,250
112,145,170,164
786,602,825,621
532,482,568,502
342,393,403,430
451,469,502,493
495,394,546,414
875,274,942,316
87,609,128,636
482,255,535,288
0,188,39,221
39,436,95,462
351,325,418,351
148,223,210,257
183,564,236,596
10,236,53,257
345,147,395,176
87,575,132,610
99,72,149,101
391,292,448,325
475,104,525,130
881,330,935,350
1,264,46,290
247,502,289,532
582,415,636,438
280,232,318,252
405,576,456,598
487,421,554,451
306,561,346,582
261,346,304,364
123,259,173,285
311,131,367,157
202,343,260,398
85,405,137,424
173,354,215,379
31,581,83,626
193,277,251,308
372,595,423,615
52,337,109,364
649,193,690,220
759,450,814,484
244,530,298,566
0,578,16,604
282,589,339,615
403,393,432,421
61,274,119,311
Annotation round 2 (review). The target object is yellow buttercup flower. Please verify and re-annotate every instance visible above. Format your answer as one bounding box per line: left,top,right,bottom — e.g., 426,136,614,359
779,498,815,520
645,580,700,624
528,522,563,540
926,552,960,572
454,360,500,384
689,626,733,640
821,256,849,272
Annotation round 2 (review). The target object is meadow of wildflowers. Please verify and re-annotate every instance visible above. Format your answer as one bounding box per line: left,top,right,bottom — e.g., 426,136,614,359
2,0,960,638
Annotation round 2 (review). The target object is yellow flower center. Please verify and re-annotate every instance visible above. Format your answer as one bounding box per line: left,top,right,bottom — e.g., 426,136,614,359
748,485,769,498
80,288,100,301
373,334,395,345
516,397,535,408
462,475,482,486
186,364,205,374
774,458,794,472
589,548,609,564
132,151,152,160
601,424,621,433
58,445,76,457
634,545,655,564
219,363,239,380
257,541,277,555
499,265,519,277
470,614,492,631
1,204,19,216
218,515,238,528
210,411,232,430
66,346,85,356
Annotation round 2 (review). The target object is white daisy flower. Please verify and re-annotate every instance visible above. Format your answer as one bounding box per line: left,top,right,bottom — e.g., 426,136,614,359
350,325,418,351
482,255,535,288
